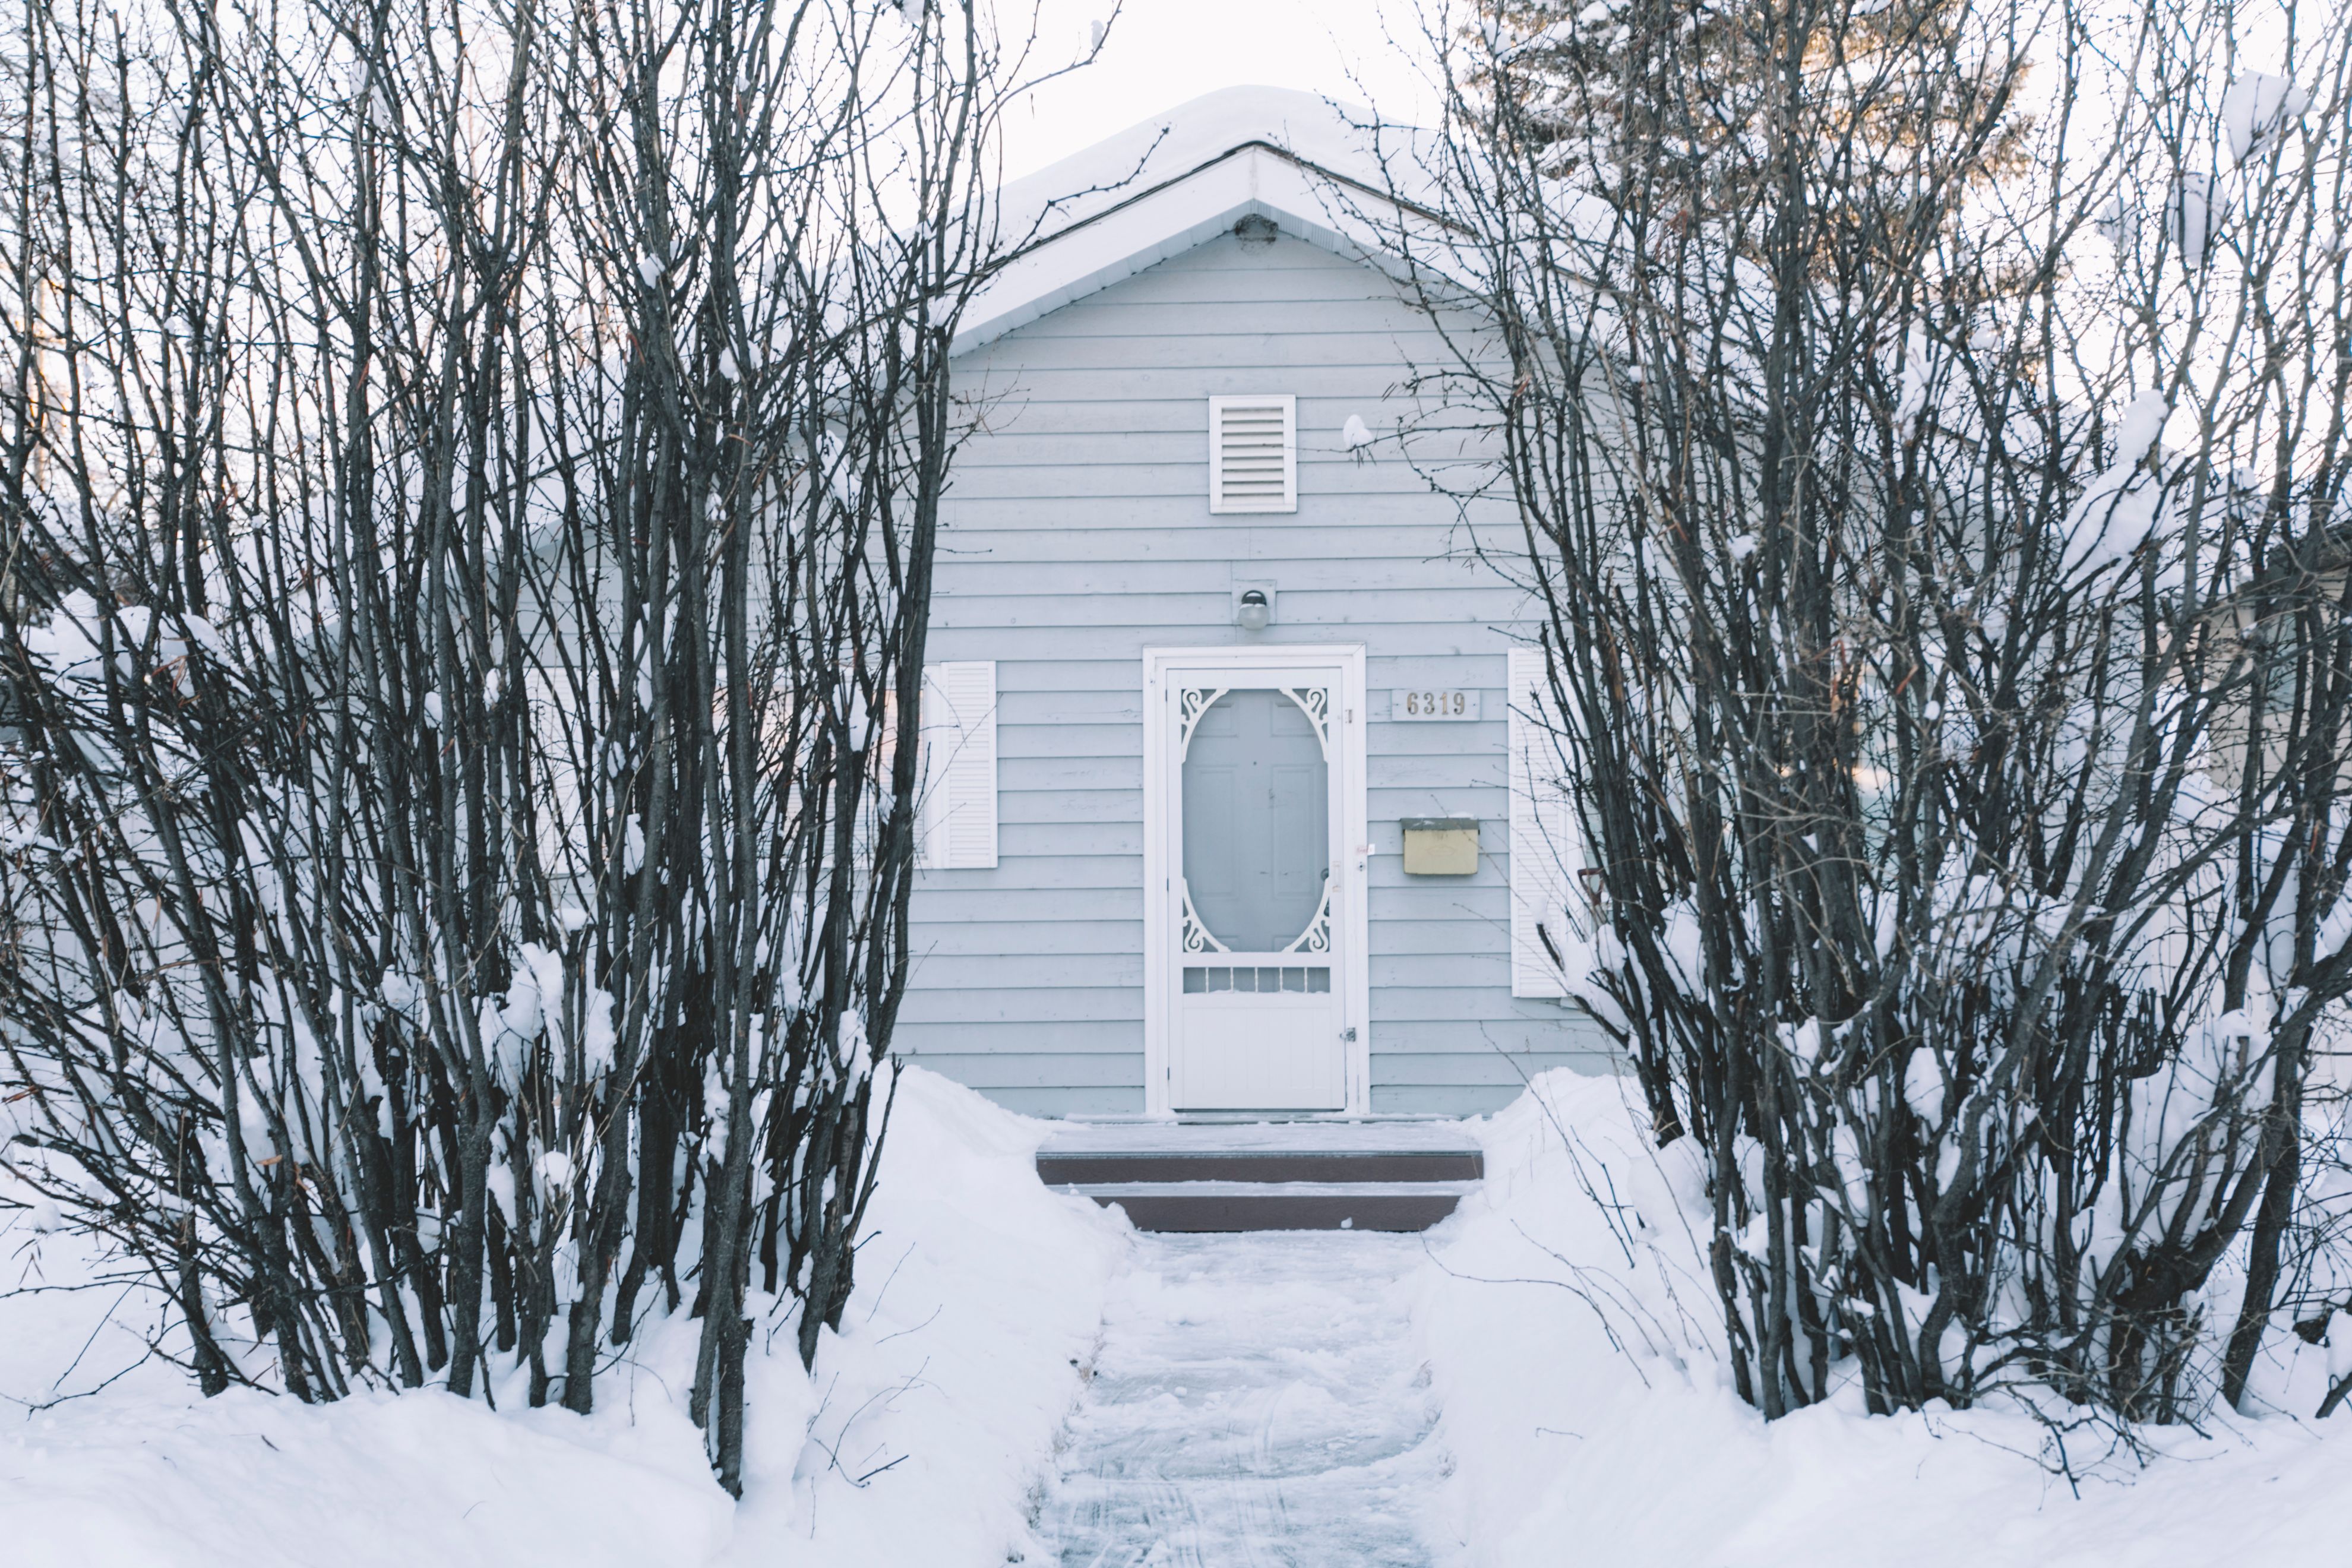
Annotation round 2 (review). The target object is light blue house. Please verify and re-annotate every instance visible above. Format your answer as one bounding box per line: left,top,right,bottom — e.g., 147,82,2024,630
897,88,1610,1120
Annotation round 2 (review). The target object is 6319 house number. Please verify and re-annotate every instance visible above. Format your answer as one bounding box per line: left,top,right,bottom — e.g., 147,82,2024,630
1392,688,1480,721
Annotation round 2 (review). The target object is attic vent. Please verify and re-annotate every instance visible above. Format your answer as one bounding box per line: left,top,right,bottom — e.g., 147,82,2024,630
1208,395,1297,514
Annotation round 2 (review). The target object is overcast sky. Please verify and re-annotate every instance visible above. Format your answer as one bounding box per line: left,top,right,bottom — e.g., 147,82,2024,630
996,0,1444,179
993,1,2312,182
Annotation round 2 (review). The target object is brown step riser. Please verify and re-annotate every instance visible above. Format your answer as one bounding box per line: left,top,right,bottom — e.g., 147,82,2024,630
1083,1191,1463,1233
1036,1152,1483,1186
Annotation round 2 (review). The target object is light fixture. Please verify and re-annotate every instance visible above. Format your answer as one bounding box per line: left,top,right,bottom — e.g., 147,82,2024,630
1235,588,1271,632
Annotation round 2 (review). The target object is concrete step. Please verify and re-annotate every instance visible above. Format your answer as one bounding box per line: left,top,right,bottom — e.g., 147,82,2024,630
1036,1122,1485,1232
1035,1146,1484,1186
1066,1180,1478,1233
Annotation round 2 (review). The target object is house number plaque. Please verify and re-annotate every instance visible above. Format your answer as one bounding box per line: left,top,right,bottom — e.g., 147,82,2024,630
1390,688,1480,721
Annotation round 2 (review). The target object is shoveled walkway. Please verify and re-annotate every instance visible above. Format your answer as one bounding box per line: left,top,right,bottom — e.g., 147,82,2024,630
1036,1230,1458,1567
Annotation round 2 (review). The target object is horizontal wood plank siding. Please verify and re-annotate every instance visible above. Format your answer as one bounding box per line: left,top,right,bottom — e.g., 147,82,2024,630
899,232,1610,1116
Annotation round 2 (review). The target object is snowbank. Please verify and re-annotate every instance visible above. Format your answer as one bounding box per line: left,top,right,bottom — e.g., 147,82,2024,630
717,1066,1127,1563
1420,1070,2352,1568
0,1066,1127,1567
21,1059,2339,1568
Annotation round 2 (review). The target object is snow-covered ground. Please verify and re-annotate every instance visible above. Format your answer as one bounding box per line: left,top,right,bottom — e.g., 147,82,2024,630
0,1067,1125,1567
1039,1231,1450,1565
1424,1071,2352,1568
5,1066,2348,1566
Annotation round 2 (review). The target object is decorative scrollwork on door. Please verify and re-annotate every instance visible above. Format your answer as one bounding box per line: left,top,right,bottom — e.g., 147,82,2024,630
1279,686,1332,760
1177,686,1228,760
1278,879,1333,954
1178,878,1230,954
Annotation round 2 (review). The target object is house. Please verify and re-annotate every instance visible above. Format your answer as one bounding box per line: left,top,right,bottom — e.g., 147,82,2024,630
897,87,1611,1121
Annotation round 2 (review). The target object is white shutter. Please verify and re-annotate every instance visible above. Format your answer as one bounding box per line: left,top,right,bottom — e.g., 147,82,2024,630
918,661,998,870
1507,647,1575,998
1208,395,1297,513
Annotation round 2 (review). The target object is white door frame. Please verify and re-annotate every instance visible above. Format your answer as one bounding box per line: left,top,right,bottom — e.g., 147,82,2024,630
1142,644,1371,1117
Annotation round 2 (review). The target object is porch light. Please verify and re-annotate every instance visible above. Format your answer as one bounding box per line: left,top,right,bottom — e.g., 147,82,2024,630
1235,589,1272,632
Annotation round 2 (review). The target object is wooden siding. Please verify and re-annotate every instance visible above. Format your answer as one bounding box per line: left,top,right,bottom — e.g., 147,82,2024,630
899,230,1613,1116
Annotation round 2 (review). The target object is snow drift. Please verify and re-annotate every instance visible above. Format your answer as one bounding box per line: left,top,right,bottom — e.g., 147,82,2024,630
1421,1069,2352,1568
0,1067,1126,1568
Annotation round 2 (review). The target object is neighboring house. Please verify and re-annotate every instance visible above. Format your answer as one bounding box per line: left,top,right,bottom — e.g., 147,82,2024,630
898,87,1610,1119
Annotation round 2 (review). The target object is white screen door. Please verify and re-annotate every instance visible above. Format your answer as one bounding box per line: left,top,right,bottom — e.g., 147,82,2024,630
1163,667,1349,1110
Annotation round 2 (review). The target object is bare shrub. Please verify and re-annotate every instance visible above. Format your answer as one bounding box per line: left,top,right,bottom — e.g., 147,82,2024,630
1378,0,2352,1420
0,0,1043,1490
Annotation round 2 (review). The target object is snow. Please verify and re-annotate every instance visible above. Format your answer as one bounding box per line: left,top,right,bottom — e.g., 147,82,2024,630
1,1380,731,1567
2094,197,2132,249
2209,1006,2271,1049
2164,172,2217,269
0,1198,732,1568
1076,1177,1480,1199
988,85,1406,249
1039,1119,1478,1155
8,1064,2350,1566
1418,1069,2352,1568
2222,72,2310,165
2062,473,2162,573
958,84,1477,356
2062,391,2173,577
1038,1231,1450,1564
0,1067,1124,1567
21,592,167,686
2112,387,2170,467
1902,1047,1946,1124
723,1068,1124,1564
1894,327,1935,424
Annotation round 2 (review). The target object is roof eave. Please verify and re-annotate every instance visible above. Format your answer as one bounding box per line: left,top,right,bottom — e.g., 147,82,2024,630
950,142,1452,358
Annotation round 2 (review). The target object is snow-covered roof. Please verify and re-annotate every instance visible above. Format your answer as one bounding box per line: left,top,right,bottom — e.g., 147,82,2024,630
957,86,1440,355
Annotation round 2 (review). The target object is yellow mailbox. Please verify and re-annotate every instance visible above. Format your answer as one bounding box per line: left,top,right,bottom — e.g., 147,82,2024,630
1401,817,1480,876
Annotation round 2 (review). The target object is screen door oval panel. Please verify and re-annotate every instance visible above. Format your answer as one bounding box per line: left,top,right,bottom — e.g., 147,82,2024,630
1181,688,1330,953
1169,678,1345,1111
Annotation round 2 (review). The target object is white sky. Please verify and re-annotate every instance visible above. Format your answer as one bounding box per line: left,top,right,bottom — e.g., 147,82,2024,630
995,0,1445,180
992,1,2312,184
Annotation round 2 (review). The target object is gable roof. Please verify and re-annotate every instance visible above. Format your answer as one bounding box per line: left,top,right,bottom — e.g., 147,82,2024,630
956,86,1441,355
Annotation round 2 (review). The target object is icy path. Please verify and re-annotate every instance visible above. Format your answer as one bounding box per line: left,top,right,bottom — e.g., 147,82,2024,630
1037,1231,1458,1567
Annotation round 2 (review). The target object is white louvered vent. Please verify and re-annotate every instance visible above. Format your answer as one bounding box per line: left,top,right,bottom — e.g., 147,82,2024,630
1208,395,1297,514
